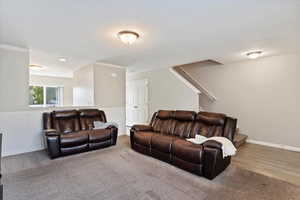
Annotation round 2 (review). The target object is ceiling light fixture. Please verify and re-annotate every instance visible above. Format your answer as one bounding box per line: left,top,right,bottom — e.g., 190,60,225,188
29,64,43,70
59,57,67,62
246,51,263,59
117,30,139,45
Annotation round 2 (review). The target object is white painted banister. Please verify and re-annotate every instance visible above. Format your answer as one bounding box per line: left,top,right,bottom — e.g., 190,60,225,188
171,65,217,102
169,68,201,94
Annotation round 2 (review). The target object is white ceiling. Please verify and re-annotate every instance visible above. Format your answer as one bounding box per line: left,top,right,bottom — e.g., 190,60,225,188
1,0,300,77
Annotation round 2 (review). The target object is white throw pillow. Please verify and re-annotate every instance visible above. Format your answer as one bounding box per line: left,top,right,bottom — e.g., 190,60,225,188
93,121,105,129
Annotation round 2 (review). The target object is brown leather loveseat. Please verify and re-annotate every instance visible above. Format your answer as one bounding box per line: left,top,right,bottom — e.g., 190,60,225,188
130,110,237,179
43,109,118,158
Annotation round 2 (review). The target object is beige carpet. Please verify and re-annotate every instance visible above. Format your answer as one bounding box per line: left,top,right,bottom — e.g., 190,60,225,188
3,137,300,200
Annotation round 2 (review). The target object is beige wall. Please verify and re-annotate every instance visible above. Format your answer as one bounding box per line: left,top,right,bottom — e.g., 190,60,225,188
183,53,300,148
127,68,199,118
0,47,127,156
29,75,74,106
71,63,127,108
0,48,29,112
73,64,95,106
94,64,126,107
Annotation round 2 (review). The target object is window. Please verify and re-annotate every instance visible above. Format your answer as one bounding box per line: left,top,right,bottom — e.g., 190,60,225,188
29,86,63,106
29,86,44,105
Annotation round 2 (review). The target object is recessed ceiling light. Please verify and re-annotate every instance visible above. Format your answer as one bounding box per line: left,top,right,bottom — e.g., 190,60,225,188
117,30,139,45
59,57,67,62
29,64,43,70
246,51,263,59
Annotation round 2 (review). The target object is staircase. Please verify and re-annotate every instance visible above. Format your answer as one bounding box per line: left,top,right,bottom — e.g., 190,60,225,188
234,128,248,149
172,60,218,102
171,60,248,149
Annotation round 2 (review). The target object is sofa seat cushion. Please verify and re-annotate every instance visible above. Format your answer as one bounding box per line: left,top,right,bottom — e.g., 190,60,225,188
60,131,89,148
133,131,155,147
89,129,111,143
89,140,111,150
172,139,203,164
61,144,89,155
151,134,177,153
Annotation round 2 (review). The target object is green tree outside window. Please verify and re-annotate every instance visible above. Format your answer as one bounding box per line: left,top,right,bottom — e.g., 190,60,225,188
29,86,44,105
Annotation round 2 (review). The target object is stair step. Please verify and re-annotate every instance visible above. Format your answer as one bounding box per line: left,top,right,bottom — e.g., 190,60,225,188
234,133,248,149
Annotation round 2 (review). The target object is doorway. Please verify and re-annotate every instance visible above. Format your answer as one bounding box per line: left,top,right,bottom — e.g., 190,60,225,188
126,79,149,133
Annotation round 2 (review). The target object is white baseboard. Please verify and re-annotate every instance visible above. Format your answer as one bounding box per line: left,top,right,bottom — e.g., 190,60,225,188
247,139,300,152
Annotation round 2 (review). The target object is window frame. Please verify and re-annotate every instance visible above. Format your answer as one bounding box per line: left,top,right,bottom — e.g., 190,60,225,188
29,85,64,107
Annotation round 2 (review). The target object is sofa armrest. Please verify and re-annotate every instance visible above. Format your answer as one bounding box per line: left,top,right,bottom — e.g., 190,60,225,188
107,126,118,145
130,125,153,148
202,145,231,180
44,131,60,159
131,125,153,132
202,140,222,149
44,129,60,136
105,125,118,129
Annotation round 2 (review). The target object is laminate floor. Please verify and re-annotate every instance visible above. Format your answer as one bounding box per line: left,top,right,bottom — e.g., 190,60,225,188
232,143,300,186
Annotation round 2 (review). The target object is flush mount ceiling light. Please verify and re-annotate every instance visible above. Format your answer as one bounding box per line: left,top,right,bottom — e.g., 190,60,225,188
29,64,43,70
246,51,263,59
117,30,139,45
59,57,67,62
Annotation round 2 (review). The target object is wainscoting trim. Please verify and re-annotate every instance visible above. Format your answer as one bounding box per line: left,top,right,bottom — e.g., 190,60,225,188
0,106,125,157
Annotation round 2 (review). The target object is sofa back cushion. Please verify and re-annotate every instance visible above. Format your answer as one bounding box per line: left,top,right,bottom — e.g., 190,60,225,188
151,110,196,138
78,109,107,130
152,110,176,134
52,110,80,133
172,111,196,138
190,112,226,138
149,110,235,140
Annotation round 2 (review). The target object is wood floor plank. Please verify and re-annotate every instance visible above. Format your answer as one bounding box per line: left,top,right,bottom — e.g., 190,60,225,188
232,143,300,186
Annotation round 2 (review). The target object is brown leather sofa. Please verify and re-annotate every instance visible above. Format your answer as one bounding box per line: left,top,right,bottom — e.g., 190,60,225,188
130,110,237,180
43,109,118,158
